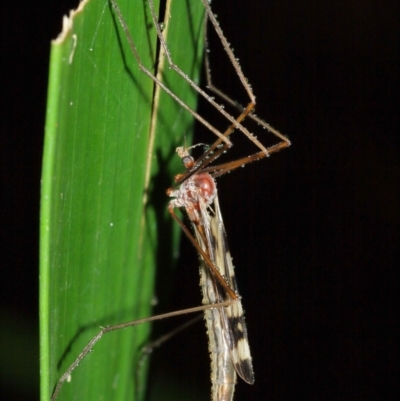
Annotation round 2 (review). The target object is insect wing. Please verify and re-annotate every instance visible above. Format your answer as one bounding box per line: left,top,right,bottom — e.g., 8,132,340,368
192,197,237,401
211,197,255,384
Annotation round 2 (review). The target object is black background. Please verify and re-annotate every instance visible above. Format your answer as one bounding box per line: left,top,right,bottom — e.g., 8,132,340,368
1,1,398,400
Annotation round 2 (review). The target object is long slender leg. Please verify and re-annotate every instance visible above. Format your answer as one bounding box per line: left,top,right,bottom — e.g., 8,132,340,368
202,3,291,147
110,0,234,144
51,300,236,401
146,0,269,153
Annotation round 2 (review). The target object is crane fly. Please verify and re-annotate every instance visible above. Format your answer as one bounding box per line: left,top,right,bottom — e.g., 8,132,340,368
167,144,256,401
50,0,290,400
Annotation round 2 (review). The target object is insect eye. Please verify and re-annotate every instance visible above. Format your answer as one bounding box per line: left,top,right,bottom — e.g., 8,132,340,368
182,156,194,168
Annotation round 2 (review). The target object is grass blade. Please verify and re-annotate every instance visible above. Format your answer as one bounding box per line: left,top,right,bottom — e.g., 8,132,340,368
40,1,205,400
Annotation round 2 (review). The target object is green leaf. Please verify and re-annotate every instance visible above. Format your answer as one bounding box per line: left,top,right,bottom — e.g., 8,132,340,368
40,1,205,400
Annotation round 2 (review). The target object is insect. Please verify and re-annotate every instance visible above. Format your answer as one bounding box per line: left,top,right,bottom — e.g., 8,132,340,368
167,144,256,401
50,0,290,400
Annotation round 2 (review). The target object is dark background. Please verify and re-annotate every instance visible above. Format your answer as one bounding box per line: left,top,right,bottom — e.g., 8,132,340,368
1,1,398,400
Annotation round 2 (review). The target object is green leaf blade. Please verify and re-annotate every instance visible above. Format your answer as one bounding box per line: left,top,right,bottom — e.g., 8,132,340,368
40,1,205,401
